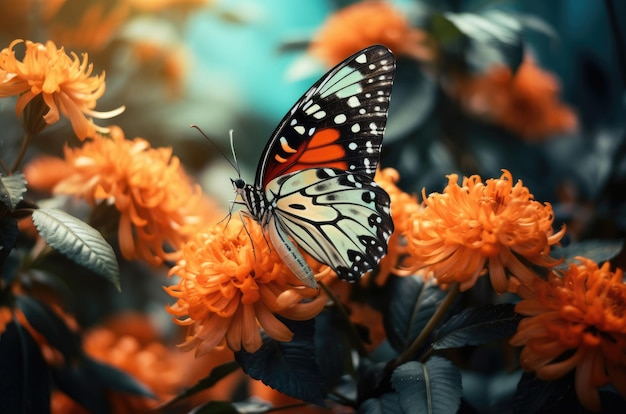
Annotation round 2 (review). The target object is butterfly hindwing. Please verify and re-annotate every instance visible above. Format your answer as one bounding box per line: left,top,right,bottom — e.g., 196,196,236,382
266,167,393,281
255,45,395,188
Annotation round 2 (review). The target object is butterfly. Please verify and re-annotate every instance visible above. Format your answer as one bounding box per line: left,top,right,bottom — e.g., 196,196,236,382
233,45,395,288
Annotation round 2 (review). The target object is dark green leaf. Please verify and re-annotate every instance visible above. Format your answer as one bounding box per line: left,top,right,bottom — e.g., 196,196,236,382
514,371,576,414
15,295,82,361
358,393,402,414
0,321,51,414
190,400,241,414
163,361,239,408
384,275,447,353
52,356,155,414
357,358,387,403
235,317,326,406
391,358,462,414
314,309,350,386
0,215,18,266
552,239,624,268
0,173,27,209
85,357,154,398
31,208,120,290
432,304,522,350
52,362,112,414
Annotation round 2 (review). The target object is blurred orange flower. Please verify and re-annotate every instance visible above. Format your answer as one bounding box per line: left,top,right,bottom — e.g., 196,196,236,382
510,257,626,412
310,0,433,66
0,39,124,139
450,56,578,140
165,217,326,354
24,126,216,265
125,0,211,12
373,168,421,285
47,2,131,52
405,170,565,293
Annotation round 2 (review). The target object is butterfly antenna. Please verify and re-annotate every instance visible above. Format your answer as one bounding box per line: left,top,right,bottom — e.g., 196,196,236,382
228,129,242,179
190,125,239,173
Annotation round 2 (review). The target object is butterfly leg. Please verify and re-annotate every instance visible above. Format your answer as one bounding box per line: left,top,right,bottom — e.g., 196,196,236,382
237,210,259,261
267,216,318,289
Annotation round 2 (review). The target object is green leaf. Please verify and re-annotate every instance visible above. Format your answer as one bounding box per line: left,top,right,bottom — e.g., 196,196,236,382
52,355,155,414
358,393,402,413
162,361,239,408
552,239,624,268
432,304,522,350
314,309,350,387
514,371,576,414
31,208,120,290
383,275,447,353
235,317,326,406
391,358,462,414
0,215,18,266
15,295,82,361
0,321,51,414
0,173,27,209
85,357,155,398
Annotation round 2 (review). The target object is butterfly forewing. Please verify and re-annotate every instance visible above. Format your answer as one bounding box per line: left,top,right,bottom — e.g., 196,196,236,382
266,168,393,281
255,45,395,188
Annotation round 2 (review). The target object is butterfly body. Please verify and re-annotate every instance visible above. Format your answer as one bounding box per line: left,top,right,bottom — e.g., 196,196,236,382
234,45,395,288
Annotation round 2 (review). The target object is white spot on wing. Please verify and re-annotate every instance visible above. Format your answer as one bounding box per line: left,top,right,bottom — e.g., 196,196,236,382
347,96,360,108
334,114,347,124
355,53,367,64
312,110,326,119
294,125,306,135
304,103,321,116
351,123,361,133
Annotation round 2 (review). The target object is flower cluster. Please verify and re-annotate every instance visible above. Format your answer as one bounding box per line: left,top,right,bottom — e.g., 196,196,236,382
24,126,216,265
405,170,565,292
165,217,326,354
0,39,123,139
510,258,626,411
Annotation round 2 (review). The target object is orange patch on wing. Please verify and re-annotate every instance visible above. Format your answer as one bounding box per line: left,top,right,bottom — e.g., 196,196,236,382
309,128,341,147
298,146,345,163
298,128,347,168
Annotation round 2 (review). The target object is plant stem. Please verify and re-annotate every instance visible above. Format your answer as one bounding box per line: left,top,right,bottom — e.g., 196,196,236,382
10,132,33,173
383,282,460,377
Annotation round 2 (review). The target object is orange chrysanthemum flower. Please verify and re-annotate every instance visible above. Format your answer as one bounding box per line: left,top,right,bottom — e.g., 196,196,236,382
165,217,326,355
0,39,123,139
510,257,626,412
372,168,421,285
449,56,578,140
310,1,433,66
405,170,565,293
24,126,216,265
